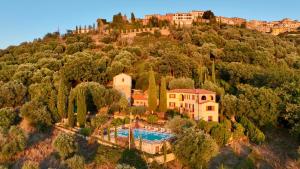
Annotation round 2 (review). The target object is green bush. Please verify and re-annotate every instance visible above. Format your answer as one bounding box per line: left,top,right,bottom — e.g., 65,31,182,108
112,118,124,127
22,161,39,169
197,119,218,133
53,133,78,159
233,123,245,140
147,114,158,124
0,107,18,130
65,155,85,169
0,126,27,161
234,157,255,169
118,149,147,169
211,124,231,146
239,116,265,144
115,164,136,169
91,115,109,129
165,109,180,120
79,127,91,137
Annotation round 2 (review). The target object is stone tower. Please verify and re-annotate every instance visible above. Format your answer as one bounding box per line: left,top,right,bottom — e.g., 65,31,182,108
113,73,132,103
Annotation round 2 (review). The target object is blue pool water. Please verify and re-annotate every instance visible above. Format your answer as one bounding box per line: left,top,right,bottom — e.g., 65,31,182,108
117,128,173,142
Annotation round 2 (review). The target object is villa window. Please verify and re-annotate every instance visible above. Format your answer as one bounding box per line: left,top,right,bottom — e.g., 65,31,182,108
201,95,206,100
192,95,195,100
208,116,213,122
122,78,124,82
207,106,214,111
169,102,175,107
210,95,214,100
169,94,176,98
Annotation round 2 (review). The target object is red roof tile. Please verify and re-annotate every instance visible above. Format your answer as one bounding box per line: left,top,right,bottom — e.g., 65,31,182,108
132,94,148,100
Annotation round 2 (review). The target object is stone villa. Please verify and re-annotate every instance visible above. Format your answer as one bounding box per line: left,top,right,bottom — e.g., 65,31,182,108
113,73,219,122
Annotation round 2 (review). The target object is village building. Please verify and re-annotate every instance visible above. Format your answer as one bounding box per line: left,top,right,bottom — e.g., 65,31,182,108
167,89,219,122
132,90,148,107
113,73,132,103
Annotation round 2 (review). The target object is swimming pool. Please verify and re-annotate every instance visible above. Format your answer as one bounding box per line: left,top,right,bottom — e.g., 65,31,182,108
117,128,173,142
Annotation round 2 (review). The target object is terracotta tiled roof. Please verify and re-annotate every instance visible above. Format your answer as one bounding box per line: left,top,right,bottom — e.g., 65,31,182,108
167,89,215,94
132,94,147,100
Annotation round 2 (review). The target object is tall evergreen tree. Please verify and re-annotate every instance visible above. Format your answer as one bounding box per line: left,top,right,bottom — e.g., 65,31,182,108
77,87,87,127
68,89,76,127
211,60,216,83
159,77,167,112
49,90,59,122
75,26,78,34
148,69,157,112
57,78,67,119
131,12,136,23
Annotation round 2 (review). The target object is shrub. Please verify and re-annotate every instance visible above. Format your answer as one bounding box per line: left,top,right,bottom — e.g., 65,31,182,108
91,115,109,129
118,149,147,169
234,157,255,169
147,114,158,124
22,161,39,169
239,116,265,144
173,128,219,169
0,107,18,130
65,155,85,169
233,123,245,140
165,109,180,120
197,119,218,133
79,127,91,137
211,124,232,146
0,126,27,160
112,118,124,127
168,77,194,90
53,133,78,159
95,145,122,165
115,164,136,169
166,116,195,135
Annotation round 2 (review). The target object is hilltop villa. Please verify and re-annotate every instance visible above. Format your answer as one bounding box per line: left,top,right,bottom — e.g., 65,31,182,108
167,89,219,122
113,73,219,122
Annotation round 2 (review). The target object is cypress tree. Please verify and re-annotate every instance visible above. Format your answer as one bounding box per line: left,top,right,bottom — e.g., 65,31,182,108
159,77,167,112
139,135,143,151
67,89,76,127
49,90,59,122
198,67,204,86
57,77,67,119
163,141,167,163
114,126,118,143
107,126,111,142
211,60,216,83
148,69,157,112
77,87,87,127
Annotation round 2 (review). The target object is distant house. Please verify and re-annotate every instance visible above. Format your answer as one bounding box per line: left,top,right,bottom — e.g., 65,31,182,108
113,73,132,103
132,90,148,107
167,89,219,122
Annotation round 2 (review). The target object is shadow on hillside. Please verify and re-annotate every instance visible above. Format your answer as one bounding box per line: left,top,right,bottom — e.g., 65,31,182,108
118,148,147,169
75,135,99,163
27,127,54,148
39,152,62,169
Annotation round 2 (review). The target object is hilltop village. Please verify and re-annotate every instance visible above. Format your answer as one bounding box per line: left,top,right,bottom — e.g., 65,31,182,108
74,10,300,35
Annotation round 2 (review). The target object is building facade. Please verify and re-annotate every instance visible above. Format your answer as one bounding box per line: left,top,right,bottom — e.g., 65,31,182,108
167,89,219,122
132,90,148,107
113,73,132,103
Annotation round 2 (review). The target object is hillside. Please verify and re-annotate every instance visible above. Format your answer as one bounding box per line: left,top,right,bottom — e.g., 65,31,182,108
0,23,300,169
